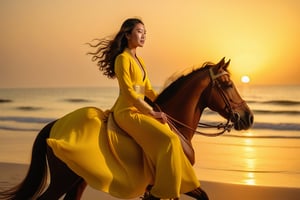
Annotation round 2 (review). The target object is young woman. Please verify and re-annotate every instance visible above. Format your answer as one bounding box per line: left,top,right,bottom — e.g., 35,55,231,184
88,18,208,200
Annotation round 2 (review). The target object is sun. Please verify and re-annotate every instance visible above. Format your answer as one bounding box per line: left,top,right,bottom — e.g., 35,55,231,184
241,75,250,83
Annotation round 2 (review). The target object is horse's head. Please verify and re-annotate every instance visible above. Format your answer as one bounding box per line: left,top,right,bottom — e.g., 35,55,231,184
155,57,253,137
204,58,254,130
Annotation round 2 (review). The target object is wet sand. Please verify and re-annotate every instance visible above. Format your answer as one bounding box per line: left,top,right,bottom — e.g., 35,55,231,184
1,162,299,200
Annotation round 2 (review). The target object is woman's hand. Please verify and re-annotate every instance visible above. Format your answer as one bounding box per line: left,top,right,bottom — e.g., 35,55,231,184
149,110,168,124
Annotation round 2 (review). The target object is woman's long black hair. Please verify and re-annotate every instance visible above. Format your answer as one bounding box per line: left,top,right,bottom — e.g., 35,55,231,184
87,18,144,78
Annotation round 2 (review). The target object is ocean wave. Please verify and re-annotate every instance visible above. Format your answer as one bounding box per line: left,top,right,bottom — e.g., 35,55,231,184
0,116,55,124
220,122,300,139
1,115,299,136
0,116,55,132
201,167,300,174
247,100,300,106
0,126,40,132
0,99,12,103
195,121,300,139
252,122,300,131
62,98,93,103
204,109,300,115
253,110,300,115
16,106,43,111
225,134,300,139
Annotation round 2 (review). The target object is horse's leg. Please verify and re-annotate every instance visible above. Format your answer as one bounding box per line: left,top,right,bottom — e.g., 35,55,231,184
37,147,83,200
63,179,87,200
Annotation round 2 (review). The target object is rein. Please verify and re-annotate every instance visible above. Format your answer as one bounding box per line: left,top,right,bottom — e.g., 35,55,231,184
156,67,236,137
166,113,233,137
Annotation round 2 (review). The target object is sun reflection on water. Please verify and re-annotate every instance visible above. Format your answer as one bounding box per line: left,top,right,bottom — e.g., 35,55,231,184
243,130,254,137
243,134,257,185
244,172,256,185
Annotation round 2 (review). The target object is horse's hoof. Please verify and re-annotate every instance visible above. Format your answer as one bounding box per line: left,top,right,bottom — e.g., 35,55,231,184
185,187,209,200
141,190,160,200
141,194,160,200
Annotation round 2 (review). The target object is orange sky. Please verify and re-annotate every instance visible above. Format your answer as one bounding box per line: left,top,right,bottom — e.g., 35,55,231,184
1,0,300,88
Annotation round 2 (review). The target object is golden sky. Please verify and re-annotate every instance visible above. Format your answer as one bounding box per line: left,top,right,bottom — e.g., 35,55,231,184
1,0,300,88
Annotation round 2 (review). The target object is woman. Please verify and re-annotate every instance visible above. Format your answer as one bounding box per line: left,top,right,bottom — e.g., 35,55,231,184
88,18,208,200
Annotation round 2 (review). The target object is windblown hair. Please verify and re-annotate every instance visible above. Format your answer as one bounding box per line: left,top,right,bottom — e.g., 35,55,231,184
86,18,144,78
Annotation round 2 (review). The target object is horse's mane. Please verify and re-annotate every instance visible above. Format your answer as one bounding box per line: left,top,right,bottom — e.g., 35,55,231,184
155,62,215,103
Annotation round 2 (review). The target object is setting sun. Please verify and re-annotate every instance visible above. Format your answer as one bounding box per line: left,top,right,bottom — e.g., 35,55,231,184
241,75,250,83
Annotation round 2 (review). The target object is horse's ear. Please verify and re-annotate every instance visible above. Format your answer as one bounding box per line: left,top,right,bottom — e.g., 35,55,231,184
223,59,231,70
217,57,226,69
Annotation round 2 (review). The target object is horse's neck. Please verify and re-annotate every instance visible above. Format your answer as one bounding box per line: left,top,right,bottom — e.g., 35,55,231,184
162,70,211,140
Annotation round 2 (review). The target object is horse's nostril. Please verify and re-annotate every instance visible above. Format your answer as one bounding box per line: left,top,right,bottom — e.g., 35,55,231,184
233,112,240,122
249,113,254,125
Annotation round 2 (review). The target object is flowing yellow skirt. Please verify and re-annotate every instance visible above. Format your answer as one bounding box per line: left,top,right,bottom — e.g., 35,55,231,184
47,107,152,198
47,106,200,199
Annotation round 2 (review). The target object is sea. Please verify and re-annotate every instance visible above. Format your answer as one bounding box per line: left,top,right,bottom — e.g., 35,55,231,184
0,85,299,189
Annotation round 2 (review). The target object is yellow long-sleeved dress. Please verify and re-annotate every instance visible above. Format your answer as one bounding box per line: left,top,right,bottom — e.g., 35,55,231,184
112,49,199,198
47,49,199,199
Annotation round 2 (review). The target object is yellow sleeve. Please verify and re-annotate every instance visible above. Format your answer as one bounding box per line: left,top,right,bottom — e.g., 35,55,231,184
115,54,153,114
144,77,157,102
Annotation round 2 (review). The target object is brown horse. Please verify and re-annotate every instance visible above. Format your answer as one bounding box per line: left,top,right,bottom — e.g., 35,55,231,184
0,58,253,200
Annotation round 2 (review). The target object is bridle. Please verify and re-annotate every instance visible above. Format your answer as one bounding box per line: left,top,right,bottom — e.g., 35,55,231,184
208,67,246,122
158,67,245,137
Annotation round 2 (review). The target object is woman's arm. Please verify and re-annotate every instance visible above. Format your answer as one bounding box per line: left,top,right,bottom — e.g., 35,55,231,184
115,54,153,114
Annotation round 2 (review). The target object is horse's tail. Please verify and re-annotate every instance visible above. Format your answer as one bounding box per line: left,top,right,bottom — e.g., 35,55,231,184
0,121,56,200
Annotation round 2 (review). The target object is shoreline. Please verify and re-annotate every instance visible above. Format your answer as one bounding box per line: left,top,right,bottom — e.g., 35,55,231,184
1,162,299,200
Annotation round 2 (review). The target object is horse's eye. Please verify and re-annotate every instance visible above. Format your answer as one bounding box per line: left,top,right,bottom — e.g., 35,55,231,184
223,81,233,89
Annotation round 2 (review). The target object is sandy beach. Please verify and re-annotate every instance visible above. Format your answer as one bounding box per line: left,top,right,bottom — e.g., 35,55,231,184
1,128,300,199
1,162,300,200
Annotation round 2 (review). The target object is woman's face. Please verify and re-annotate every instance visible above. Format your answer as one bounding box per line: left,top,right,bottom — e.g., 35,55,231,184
126,23,146,48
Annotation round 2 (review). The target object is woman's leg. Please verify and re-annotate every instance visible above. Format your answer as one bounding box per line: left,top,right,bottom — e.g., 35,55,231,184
114,111,199,198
